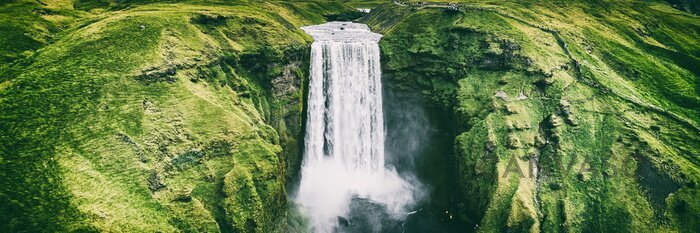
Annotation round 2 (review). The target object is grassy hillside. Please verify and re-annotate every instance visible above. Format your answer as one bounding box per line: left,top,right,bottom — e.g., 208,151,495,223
1,0,698,232
0,0,87,68
363,1,699,232
0,0,355,232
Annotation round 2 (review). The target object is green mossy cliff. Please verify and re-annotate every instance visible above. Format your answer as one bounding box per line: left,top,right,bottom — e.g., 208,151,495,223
363,1,699,232
1,0,699,232
0,0,353,232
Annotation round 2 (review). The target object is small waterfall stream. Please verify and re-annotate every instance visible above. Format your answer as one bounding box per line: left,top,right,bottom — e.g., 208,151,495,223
295,22,416,232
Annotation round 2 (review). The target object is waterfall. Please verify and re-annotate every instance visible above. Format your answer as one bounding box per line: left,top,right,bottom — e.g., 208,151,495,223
296,22,416,232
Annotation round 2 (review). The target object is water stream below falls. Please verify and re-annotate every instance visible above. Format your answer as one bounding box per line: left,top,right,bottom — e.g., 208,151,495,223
295,22,418,232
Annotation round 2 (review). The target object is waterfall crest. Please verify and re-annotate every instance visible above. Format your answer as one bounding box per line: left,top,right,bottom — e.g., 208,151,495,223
296,22,415,232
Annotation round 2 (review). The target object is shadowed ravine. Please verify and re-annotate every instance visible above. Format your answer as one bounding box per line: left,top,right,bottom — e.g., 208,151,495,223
292,21,474,233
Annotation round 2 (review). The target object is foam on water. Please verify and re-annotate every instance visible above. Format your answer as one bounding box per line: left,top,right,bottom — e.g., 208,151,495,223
295,22,416,232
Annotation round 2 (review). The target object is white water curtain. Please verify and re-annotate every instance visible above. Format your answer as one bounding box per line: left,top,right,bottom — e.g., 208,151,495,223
296,22,415,232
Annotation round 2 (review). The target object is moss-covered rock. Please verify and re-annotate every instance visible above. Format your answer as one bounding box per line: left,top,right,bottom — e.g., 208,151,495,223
0,1,356,232
1,0,698,232
363,1,699,232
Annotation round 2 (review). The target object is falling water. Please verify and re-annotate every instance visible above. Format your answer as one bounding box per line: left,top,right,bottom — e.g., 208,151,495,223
295,22,416,232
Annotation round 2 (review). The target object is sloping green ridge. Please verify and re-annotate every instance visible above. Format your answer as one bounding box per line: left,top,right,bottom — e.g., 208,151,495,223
363,1,699,232
0,1,353,232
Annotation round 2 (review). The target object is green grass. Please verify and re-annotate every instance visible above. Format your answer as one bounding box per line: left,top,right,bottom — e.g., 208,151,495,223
0,0,355,232
0,0,86,68
0,0,697,232
363,1,699,232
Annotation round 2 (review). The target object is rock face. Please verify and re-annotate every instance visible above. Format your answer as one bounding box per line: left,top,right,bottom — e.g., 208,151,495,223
269,60,307,185
363,2,699,232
